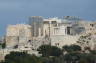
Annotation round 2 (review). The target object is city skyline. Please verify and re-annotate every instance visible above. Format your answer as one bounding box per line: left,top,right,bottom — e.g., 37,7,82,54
0,0,96,36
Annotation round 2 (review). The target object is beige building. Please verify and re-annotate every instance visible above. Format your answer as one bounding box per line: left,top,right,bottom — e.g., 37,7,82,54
6,24,32,48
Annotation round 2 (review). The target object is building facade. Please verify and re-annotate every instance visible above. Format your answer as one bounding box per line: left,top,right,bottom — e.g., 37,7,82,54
6,24,32,48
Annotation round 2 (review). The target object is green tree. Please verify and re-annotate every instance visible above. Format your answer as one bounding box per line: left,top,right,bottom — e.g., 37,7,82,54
64,52,80,63
4,52,43,63
63,44,81,53
37,45,51,57
2,43,6,49
37,45,62,57
0,43,6,49
79,53,96,63
90,50,96,54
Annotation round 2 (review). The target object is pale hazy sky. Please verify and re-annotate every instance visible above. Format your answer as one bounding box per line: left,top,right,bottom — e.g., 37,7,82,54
0,0,96,36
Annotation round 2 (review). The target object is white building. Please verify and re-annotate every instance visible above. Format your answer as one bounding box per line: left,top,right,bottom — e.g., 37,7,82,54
43,17,80,48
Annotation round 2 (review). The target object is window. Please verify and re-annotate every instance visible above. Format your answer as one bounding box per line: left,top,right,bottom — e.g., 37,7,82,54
90,24,94,27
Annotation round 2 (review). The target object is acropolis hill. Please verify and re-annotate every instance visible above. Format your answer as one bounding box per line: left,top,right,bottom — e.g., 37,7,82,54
0,16,96,61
